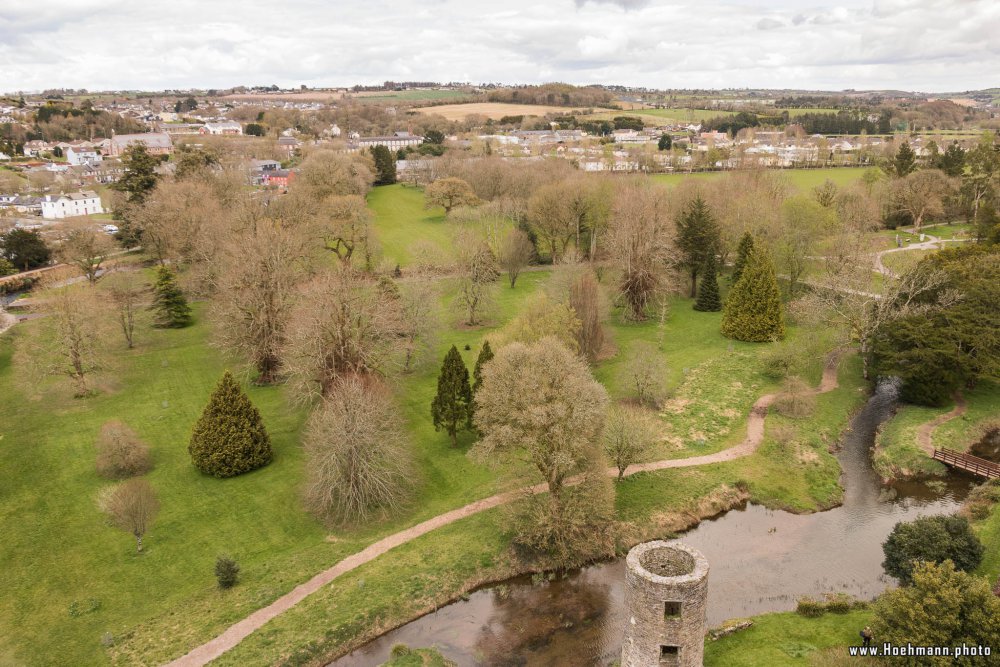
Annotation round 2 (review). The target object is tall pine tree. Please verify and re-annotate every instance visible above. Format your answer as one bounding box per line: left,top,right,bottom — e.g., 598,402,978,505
693,254,722,312
676,195,721,298
431,345,473,446
472,340,494,395
152,266,192,328
370,144,397,185
731,231,755,284
721,248,785,342
894,141,917,177
189,371,273,477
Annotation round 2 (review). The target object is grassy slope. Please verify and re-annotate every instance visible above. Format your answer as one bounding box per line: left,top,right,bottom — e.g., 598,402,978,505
651,167,866,193
873,380,1000,481
704,610,871,666
367,184,451,268
1,183,873,666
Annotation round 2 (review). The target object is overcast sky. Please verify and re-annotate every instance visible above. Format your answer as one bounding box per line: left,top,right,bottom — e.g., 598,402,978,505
1,0,997,93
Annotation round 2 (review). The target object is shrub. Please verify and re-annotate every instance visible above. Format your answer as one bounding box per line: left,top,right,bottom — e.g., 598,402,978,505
188,371,272,477
772,376,816,419
822,592,855,614
882,515,985,584
795,596,825,617
95,420,152,479
760,343,802,380
215,555,240,589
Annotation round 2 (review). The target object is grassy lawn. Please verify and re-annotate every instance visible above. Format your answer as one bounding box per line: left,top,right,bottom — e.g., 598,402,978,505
880,248,936,275
873,380,1000,481
651,167,866,194
367,183,516,270
1,182,877,665
705,610,871,666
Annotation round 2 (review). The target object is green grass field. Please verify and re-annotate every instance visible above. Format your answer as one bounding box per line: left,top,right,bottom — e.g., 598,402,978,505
0,181,929,666
651,167,866,194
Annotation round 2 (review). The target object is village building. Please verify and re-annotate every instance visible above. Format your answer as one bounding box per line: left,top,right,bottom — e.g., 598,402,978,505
66,146,102,166
40,191,104,220
200,121,243,136
108,133,173,156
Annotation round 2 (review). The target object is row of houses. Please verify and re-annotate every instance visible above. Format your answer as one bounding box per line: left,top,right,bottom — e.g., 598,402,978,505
0,191,104,219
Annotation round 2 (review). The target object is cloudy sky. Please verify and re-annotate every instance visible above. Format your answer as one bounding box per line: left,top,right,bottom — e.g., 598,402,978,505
1,0,997,93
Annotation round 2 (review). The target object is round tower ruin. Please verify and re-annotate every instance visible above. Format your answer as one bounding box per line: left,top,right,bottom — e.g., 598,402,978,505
621,541,709,667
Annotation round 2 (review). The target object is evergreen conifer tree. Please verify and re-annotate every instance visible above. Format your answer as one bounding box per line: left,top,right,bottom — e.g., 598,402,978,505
152,266,192,328
693,254,722,312
721,248,785,342
472,340,494,395
676,195,721,298
431,345,473,446
189,371,272,477
731,231,755,284
370,144,397,185
894,141,917,177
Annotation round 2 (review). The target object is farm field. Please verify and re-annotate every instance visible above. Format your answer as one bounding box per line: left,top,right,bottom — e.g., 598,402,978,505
652,166,867,193
416,102,594,120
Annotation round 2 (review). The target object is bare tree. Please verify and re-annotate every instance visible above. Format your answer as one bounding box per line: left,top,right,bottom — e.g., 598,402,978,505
398,280,439,373
619,340,669,408
101,270,147,349
95,420,153,479
212,207,317,384
295,149,374,199
604,405,657,480
56,223,116,283
16,272,109,397
320,194,377,269
303,377,413,525
891,169,953,231
569,268,607,361
137,179,226,271
497,228,534,288
766,196,834,296
283,269,402,403
606,183,676,321
98,478,159,553
453,237,499,326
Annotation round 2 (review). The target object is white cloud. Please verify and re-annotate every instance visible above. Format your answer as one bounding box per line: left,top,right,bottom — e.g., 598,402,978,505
0,0,997,92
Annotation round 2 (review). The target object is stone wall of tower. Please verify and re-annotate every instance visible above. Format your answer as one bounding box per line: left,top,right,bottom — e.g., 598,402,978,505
621,541,709,667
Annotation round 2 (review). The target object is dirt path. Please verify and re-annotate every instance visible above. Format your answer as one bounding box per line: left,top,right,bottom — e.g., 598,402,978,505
916,393,967,454
874,232,940,277
164,352,844,667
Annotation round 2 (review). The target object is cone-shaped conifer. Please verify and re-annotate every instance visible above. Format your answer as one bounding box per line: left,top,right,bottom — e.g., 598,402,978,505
730,231,755,284
693,254,722,312
721,248,785,342
189,371,272,477
152,266,192,328
431,345,473,446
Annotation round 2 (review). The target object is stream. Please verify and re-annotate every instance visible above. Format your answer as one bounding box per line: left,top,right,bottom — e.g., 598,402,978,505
332,381,973,666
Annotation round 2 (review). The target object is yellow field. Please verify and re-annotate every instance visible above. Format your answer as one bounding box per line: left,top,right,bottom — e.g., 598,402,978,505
416,102,586,120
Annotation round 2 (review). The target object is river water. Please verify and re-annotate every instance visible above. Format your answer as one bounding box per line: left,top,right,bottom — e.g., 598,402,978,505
332,381,973,666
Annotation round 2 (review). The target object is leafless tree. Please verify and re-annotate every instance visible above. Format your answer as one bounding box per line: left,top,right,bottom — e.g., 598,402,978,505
16,271,109,397
303,376,413,525
453,235,499,326
283,269,403,403
95,420,153,479
619,340,670,408
569,268,607,361
772,376,817,418
295,149,374,199
98,478,159,553
137,179,226,271
397,280,439,373
497,228,534,288
604,405,657,480
425,177,480,216
891,169,954,231
606,183,677,321
56,223,116,283
320,194,377,269
101,269,147,349
211,206,318,384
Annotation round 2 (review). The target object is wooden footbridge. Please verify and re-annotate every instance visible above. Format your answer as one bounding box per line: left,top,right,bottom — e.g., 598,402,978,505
932,448,1000,480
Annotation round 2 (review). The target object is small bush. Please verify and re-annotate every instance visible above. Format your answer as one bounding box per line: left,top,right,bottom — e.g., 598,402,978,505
215,555,240,589
795,596,825,617
822,592,855,614
95,420,152,479
772,376,816,419
390,644,412,658
760,342,801,380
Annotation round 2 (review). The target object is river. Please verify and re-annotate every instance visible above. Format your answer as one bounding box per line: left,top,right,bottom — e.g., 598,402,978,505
331,381,973,666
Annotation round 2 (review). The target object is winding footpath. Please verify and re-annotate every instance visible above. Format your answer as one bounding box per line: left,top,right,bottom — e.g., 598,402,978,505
164,351,844,666
916,393,967,455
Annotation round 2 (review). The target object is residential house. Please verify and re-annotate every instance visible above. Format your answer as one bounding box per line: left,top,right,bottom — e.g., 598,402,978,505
352,131,424,151
108,133,173,156
276,136,301,157
66,146,102,166
200,121,243,136
262,169,295,188
40,191,104,219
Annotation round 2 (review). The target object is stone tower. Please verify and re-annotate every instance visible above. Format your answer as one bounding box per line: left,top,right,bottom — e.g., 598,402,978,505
621,541,709,667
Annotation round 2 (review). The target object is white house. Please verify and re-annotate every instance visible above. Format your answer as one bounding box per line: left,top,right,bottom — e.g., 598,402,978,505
41,191,104,220
200,121,243,136
353,131,424,150
66,146,102,166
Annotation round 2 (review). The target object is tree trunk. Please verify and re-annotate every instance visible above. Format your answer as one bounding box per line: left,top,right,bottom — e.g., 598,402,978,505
690,268,698,298
449,428,458,447
135,534,143,553
257,355,280,385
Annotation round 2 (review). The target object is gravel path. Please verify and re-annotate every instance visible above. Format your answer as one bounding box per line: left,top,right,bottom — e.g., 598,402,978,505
916,393,967,454
165,351,844,667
